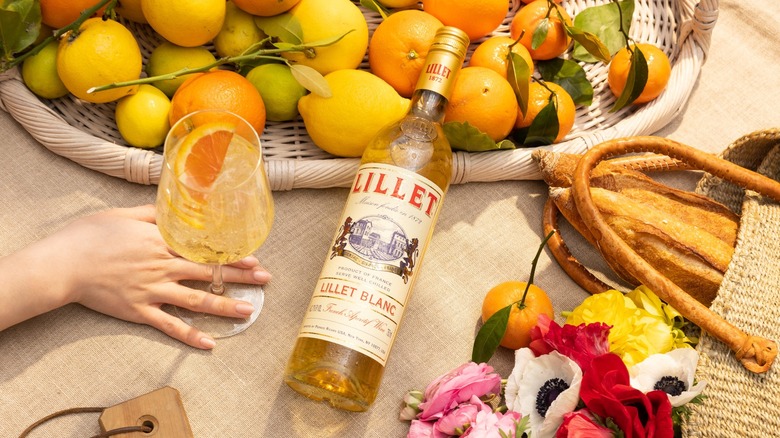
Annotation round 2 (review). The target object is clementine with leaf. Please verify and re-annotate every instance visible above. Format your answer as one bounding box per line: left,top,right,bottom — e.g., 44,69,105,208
469,35,534,80
444,66,518,142
608,43,671,105
510,0,572,61
481,281,554,350
516,81,575,143
472,231,556,363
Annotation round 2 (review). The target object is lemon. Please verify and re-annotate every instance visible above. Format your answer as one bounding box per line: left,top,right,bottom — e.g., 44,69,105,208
115,85,172,148
141,0,225,47
246,63,307,122
116,0,147,23
21,39,69,100
298,70,409,157
255,0,369,75
214,1,266,58
146,42,217,97
57,18,142,104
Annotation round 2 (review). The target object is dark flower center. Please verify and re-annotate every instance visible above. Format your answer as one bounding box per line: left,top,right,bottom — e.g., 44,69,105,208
654,375,686,396
535,378,569,417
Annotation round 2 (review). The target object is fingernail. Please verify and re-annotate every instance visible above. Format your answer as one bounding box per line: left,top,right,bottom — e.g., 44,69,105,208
241,256,260,266
236,302,255,315
253,270,272,283
200,337,216,349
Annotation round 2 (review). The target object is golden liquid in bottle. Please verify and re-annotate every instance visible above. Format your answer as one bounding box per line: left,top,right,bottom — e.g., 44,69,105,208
284,27,469,411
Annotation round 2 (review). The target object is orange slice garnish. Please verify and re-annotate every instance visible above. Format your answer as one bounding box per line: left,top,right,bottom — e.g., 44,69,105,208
174,122,236,189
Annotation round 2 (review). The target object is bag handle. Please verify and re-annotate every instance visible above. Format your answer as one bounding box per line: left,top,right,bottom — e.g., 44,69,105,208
571,136,779,373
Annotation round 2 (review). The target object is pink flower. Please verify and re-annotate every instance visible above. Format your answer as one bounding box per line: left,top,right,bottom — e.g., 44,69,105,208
408,419,440,438
462,409,523,438
529,314,611,374
435,396,492,435
418,362,502,421
578,354,674,438
556,410,615,438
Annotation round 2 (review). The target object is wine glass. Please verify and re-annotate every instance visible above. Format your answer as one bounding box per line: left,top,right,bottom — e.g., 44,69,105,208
156,109,274,338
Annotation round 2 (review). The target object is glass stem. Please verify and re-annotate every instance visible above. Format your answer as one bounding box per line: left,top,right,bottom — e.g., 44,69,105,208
211,264,225,295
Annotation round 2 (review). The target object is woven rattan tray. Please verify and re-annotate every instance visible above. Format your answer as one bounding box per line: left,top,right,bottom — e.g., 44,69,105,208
0,0,718,190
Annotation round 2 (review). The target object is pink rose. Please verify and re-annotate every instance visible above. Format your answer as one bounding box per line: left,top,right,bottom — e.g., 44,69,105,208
418,362,502,421
530,314,611,374
435,396,492,435
556,410,615,438
462,409,522,438
408,420,439,438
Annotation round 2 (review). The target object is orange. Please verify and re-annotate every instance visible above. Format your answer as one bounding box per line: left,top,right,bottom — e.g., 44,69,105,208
169,70,266,133
175,122,235,188
445,66,518,142
469,35,534,80
510,0,572,61
444,66,518,142
516,81,575,143
368,10,443,98
481,281,554,350
422,0,509,41
40,0,107,29
232,0,301,16
608,43,672,105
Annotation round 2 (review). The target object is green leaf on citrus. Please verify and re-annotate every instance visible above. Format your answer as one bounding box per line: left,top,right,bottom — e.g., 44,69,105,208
610,45,648,112
572,0,634,62
537,58,594,106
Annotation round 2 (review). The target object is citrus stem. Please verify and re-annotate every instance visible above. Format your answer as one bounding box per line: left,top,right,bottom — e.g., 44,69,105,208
613,0,632,51
517,229,556,309
6,0,116,70
87,30,355,94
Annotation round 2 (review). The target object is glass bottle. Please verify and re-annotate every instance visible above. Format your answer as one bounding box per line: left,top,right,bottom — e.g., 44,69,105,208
284,26,470,412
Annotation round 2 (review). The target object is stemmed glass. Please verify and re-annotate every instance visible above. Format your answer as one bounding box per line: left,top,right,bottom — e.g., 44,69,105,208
156,109,274,338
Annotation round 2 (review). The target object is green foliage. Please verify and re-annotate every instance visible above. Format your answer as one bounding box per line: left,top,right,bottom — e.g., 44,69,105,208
290,64,331,97
359,0,389,18
254,13,303,45
471,304,511,364
513,97,559,147
537,58,593,106
443,121,517,152
0,0,41,69
508,50,531,118
572,0,635,62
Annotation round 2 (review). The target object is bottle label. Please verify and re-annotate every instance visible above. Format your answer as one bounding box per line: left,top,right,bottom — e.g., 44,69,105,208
297,163,444,366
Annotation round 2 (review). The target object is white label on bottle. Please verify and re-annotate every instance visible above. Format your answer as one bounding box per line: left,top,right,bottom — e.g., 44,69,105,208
298,163,444,366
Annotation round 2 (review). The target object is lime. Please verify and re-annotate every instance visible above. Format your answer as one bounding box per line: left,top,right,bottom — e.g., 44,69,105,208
146,42,216,97
21,39,69,100
246,63,307,122
115,85,172,148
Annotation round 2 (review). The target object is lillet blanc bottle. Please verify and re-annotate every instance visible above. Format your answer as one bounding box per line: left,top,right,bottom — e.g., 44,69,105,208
284,26,470,412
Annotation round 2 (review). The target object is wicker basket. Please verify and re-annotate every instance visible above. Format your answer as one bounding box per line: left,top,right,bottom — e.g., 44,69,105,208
0,0,718,190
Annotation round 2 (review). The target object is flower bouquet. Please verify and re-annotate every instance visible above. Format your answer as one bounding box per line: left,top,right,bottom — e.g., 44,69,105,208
400,286,705,437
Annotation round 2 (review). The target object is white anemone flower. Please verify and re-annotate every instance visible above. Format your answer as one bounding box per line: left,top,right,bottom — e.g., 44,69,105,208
629,348,706,407
504,348,582,438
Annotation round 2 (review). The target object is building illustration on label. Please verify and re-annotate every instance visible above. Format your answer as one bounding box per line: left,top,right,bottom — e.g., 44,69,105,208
331,215,419,284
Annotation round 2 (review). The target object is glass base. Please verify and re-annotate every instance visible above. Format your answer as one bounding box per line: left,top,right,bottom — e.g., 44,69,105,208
175,282,264,338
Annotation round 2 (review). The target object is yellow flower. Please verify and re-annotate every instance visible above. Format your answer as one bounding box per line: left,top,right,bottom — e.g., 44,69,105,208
564,289,675,367
627,286,695,349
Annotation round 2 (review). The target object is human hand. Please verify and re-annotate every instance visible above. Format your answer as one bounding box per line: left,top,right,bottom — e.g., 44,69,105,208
3,205,271,349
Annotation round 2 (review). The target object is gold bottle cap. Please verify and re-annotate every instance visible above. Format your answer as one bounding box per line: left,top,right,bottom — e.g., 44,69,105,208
428,26,470,61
